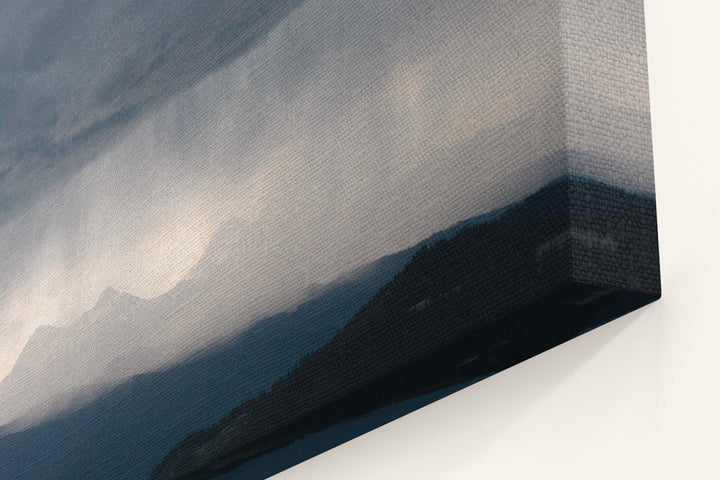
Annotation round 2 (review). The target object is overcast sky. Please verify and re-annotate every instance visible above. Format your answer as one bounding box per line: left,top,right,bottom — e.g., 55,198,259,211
0,0,653,382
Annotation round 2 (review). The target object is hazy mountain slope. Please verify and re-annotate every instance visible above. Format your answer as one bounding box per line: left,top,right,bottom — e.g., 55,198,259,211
0,207,497,480
0,173,508,431
0,288,149,426
0,253,409,479
0,216,313,427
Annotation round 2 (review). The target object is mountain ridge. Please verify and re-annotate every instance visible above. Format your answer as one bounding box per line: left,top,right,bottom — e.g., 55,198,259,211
0,175,658,480
0,189,515,429
150,175,660,480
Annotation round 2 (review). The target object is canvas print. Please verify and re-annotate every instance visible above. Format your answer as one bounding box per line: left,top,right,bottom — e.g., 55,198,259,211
0,1,659,479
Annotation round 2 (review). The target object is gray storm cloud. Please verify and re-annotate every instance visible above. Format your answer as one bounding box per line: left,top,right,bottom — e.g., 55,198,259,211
0,0,304,223
0,0,652,387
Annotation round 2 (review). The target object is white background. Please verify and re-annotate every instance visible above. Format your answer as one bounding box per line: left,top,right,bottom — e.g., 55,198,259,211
278,1,720,478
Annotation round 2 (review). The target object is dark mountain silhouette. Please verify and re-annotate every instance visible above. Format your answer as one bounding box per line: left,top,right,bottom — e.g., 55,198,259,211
150,176,660,480
0,176,659,480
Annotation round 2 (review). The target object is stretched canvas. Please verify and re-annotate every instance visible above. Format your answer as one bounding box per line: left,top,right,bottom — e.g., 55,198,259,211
0,1,660,479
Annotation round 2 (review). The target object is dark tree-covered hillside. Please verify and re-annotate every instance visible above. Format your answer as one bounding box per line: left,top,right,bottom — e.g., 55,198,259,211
151,176,660,480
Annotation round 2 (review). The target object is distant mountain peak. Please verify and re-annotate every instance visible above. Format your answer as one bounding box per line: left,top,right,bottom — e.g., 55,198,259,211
206,217,245,248
71,286,138,329
95,287,121,307
186,217,247,278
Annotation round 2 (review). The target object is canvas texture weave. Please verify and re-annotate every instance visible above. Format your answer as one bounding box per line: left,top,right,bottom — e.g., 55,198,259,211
0,1,659,479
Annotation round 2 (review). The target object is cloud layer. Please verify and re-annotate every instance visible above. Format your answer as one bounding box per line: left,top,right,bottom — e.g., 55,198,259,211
0,0,304,223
